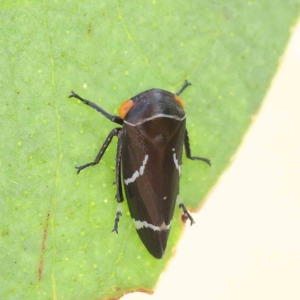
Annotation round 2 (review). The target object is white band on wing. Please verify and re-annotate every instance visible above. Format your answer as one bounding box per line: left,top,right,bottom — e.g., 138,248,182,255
133,219,172,231
124,155,149,185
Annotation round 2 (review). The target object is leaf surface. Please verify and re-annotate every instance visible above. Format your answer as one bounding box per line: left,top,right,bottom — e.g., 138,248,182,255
1,0,299,299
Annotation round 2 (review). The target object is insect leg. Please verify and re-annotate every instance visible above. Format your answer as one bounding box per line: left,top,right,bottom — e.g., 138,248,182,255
176,80,191,96
112,131,124,234
184,129,211,166
76,128,122,174
179,203,195,226
112,203,122,234
69,91,124,125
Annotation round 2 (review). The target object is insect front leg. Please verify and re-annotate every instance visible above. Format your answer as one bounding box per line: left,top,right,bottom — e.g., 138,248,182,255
112,131,124,234
69,91,124,125
76,128,122,174
176,80,191,96
184,129,211,166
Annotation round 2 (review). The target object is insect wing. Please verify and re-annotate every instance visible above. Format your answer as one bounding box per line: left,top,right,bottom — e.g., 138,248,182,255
122,117,186,258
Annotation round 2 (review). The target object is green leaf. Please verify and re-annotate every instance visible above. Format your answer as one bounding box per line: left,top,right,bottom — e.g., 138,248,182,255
1,0,299,299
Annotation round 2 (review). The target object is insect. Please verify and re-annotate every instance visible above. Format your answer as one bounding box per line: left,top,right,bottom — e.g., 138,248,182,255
69,80,210,259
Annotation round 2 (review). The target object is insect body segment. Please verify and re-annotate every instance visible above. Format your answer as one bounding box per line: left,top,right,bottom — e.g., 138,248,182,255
69,80,210,259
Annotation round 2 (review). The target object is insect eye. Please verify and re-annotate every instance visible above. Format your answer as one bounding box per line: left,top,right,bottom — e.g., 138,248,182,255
118,99,135,119
174,95,185,109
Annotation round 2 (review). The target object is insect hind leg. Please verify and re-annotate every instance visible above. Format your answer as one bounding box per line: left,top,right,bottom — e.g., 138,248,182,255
179,203,195,225
112,204,122,234
112,132,124,234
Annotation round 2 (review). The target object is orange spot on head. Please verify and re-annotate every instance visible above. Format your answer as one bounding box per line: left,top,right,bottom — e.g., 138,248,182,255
174,95,185,109
118,99,135,119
